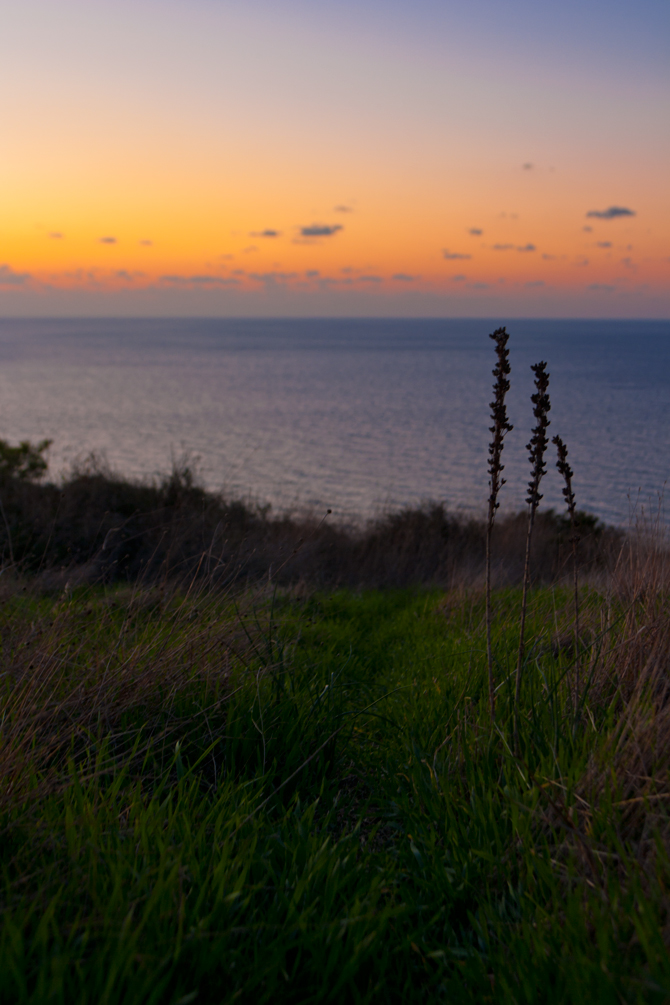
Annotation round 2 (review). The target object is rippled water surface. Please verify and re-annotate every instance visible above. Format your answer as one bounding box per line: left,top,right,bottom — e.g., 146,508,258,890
0,317,668,525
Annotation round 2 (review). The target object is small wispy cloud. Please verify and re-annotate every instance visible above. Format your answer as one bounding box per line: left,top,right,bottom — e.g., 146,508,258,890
334,205,353,213
115,270,145,282
493,243,535,252
468,282,489,289
250,229,281,238
443,250,471,260
583,226,593,233
468,228,483,236
248,271,298,282
586,206,636,220
300,224,343,237
305,269,320,278
0,264,31,285
48,232,63,239
542,253,556,260
525,280,545,287
392,273,419,281
522,162,534,170
588,283,615,292
596,242,612,248
99,236,117,245
452,274,467,282
160,274,239,286
242,245,258,254
358,275,382,283
139,239,153,247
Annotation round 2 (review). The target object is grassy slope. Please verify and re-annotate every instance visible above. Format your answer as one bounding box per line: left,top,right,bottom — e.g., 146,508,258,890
1,584,669,1003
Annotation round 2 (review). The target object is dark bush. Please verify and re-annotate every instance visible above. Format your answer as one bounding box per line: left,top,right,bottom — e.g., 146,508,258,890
0,452,620,589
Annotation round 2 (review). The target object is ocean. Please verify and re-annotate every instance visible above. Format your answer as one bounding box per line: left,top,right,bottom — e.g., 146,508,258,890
0,317,668,526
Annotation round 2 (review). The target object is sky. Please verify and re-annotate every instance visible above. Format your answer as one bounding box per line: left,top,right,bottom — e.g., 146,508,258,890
1,0,668,317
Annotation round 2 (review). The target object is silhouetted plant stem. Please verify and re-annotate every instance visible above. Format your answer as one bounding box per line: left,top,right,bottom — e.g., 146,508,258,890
553,434,580,710
485,326,513,719
515,361,550,751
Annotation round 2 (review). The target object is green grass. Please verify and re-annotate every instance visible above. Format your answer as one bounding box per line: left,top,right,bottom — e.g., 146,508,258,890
1,584,669,1003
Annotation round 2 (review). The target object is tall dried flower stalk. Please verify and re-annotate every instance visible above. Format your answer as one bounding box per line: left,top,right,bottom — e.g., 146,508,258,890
515,361,550,745
553,434,580,706
485,326,513,718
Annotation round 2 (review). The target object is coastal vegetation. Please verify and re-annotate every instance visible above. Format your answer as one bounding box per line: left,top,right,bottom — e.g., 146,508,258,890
0,336,668,1002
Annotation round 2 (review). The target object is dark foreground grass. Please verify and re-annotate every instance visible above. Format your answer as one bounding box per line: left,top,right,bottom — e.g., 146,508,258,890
1,579,669,1003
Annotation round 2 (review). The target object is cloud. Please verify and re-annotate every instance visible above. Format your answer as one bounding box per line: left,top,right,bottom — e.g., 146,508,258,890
358,274,382,282
468,228,483,236
575,258,590,267
586,206,636,220
392,273,419,281
334,205,353,213
305,269,320,278
583,226,593,233
115,270,145,282
49,232,63,239
525,280,545,287
300,224,342,237
542,253,556,260
596,241,612,248
452,274,467,281
160,274,239,286
517,243,536,252
250,229,281,238
0,264,31,285
442,250,471,260
139,239,153,246
588,283,615,292
248,271,298,282
242,245,258,253
99,236,117,244
522,162,534,170
493,244,514,251
468,282,489,289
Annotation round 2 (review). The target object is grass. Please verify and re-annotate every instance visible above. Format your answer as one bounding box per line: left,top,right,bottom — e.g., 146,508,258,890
1,565,669,1003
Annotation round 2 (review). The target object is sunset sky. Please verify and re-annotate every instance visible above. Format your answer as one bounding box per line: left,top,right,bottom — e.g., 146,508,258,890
2,0,668,317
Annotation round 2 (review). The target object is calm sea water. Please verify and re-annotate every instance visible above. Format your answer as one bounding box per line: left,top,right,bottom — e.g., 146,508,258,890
0,317,668,526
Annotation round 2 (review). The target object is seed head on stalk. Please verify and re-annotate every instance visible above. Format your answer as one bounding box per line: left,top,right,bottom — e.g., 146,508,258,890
488,328,514,513
525,362,551,510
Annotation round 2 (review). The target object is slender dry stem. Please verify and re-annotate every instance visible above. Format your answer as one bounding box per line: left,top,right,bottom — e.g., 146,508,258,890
553,434,580,707
515,361,550,748
485,326,513,718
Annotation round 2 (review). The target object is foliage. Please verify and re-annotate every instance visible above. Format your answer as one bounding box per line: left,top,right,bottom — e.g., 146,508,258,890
0,438,51,482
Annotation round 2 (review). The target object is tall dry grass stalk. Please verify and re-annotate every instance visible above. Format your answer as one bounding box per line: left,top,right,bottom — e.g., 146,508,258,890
515,361,551,745
544,530,670,909
553,434,580,704
485,326,513,718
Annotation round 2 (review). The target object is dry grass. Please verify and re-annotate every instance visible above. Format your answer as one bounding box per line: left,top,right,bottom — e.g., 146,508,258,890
0,577,260,812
